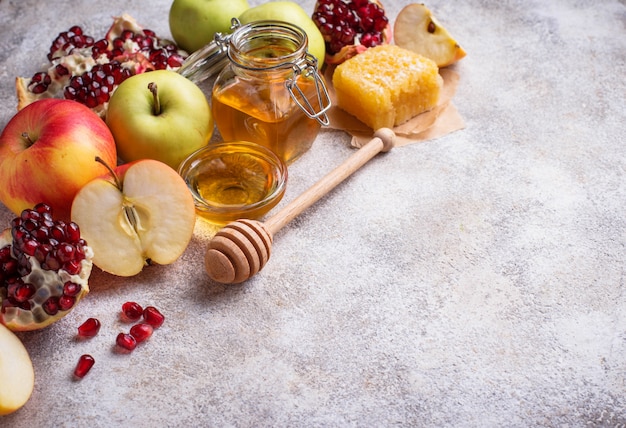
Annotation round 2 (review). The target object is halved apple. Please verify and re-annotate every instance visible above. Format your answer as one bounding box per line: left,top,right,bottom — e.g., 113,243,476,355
71,159,196,276
0,323,35,415
394,3,466,67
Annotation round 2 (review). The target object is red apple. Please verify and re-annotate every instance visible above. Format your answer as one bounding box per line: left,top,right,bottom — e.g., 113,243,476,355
0,99,117,220
71,158,196,276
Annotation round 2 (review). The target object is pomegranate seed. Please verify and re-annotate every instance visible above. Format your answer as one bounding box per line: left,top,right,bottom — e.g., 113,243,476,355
77,318,101,338
50,225,66,241
42,296,59,315
32,225,50,241
56,243,76,263
31,83,48,94
130,323,153,343
58,294,75,311
65,222,81,243
55,64,70,77
62,260,82,275
12,282,36,302
122,301,143,321
143,306,165,328
116,333,137,351
0,246,11,259
1,258,17,277
74,354,95,378
20,238,38,256
63,281,81,297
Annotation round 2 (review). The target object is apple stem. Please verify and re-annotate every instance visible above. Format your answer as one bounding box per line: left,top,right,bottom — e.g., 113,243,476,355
95,156,122,191
148,82,161,116
21,132,35,147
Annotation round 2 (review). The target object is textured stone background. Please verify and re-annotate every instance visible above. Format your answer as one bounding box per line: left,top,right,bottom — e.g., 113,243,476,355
0,0,625,426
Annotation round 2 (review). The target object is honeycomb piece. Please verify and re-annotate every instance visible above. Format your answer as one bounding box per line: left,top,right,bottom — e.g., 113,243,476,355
332,44,443,130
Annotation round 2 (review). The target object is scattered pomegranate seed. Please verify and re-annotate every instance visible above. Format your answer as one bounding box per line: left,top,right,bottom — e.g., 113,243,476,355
77,318,101,338
74,354,95,378
121,301,143,321
116,333,137,351
130,323,153,343
143,306,164,328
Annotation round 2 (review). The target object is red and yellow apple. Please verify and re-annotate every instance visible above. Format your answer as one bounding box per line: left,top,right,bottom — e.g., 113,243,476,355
0,323,35,415
106,70,214,171
71,158,196,277
0,99,117,221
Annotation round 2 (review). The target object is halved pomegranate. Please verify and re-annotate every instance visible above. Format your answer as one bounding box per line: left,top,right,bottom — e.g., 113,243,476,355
312,0,392,65
0,203,93,331
15,14,188,118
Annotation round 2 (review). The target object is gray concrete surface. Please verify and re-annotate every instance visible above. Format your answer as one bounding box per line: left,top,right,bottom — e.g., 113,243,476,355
0,0,625,426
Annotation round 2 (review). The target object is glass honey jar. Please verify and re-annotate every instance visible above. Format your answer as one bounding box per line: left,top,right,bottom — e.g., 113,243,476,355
178,19,331,165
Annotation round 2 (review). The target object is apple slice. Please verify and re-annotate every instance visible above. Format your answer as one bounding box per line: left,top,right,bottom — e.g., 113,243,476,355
394,3,466,68
0,323,35,415
71,159,196,276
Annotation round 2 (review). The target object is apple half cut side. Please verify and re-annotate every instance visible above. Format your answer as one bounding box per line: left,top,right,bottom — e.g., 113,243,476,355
71,159,196,277
0,324,35,415
394,3,466,68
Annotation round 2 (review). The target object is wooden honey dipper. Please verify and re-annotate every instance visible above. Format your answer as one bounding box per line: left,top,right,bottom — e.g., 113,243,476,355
204,128,396,284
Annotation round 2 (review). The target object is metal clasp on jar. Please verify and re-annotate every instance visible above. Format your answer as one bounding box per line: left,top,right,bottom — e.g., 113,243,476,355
285,53,331,126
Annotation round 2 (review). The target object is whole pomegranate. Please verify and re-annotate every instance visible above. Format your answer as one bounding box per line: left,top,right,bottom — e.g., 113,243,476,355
16,14,188,118
312,0,392,65
0,204,93,331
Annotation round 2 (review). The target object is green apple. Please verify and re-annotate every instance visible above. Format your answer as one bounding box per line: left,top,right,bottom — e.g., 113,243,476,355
169,0,250,53
106,70,214,170
238,1,326,67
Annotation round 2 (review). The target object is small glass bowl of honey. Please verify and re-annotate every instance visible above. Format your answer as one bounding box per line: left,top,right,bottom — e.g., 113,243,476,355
178,141,288,225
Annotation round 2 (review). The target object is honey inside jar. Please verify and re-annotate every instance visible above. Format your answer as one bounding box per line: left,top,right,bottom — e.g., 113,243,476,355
212,72,321,165
211,22,328,165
